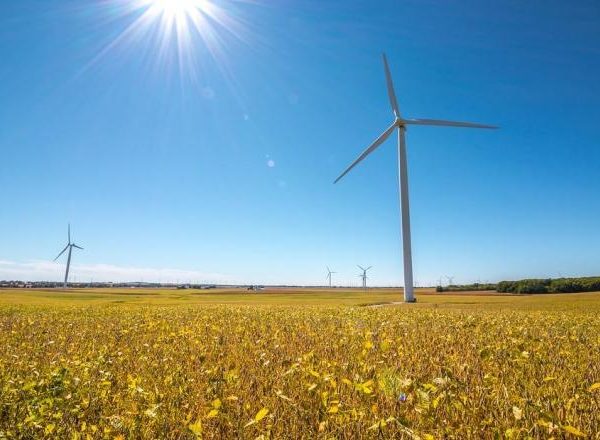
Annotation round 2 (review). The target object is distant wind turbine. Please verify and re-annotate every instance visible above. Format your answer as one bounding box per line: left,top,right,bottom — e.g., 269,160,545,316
335,53,497,303
358,265,372,289
54,224,84,289
326,266,336,288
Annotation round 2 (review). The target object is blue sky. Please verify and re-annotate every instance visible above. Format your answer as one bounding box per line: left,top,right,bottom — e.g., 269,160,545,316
1,0,599,286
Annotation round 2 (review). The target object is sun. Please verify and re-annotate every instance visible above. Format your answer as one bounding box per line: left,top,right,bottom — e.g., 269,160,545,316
134,0,245,63
84,0,249,83
148,0,209,19
142,0,211,29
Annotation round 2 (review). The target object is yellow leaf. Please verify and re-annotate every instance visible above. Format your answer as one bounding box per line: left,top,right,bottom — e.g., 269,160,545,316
45,424,56,435
543,376,556,382
423,383,438,393
368,419,386,431
188,420,203,437
212,398,222,409
244,408,269,428
206,409,219,418
356,379,374,394
254,408,269,422
588,383,600,392
22,381,36,391
309,370,320,378
512,406,523,421
562,425,586,437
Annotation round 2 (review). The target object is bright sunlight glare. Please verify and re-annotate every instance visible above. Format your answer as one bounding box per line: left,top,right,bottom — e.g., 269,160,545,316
147,0,210,19
84,0,250,83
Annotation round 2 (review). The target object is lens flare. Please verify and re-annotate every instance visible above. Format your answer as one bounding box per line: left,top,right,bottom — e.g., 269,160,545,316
84,0,250,82
149,0,209,18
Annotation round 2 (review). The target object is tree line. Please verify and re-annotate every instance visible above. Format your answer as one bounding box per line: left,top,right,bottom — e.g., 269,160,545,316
496,277,600,294
436,277,600,294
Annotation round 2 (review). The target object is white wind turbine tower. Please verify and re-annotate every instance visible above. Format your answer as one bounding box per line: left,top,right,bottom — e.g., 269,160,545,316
54,224,84,289
326,266,336,288
335,54,497,303
358,265,372,289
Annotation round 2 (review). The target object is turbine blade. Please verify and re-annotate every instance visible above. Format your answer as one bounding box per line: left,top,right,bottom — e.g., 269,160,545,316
73,244,84,250
358,265,365,271
366,266,373,271
404,118,498,129
334,123,396,184
54,245,69,261
382,53,400,118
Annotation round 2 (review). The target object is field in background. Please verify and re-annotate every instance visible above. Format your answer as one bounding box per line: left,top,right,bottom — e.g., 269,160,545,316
2,287,423,307
1,289,599,438
2,287,600,310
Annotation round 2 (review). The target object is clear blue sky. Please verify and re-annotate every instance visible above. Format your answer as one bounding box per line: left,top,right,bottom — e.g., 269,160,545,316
1,0,599,286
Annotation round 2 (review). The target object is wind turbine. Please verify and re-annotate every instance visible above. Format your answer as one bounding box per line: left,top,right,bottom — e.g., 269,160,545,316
357,265,372,289
54,224,84,289
326,266,336,288
334,54,497,303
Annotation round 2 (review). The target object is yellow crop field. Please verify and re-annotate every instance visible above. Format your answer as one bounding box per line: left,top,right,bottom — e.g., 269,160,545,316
1,289,599,439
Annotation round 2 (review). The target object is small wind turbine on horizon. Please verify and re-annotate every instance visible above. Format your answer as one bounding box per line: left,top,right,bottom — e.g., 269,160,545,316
358,265,372,289
334,53,497,303
326,266,336,288
54,224,84,289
